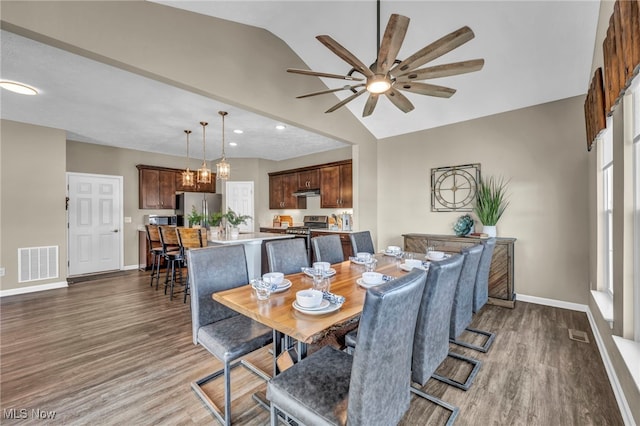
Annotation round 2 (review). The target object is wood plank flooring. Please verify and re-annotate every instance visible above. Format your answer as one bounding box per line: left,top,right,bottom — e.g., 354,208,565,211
0,271,623,425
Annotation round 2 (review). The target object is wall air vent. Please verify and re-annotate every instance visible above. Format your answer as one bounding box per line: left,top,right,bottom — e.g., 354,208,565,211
18,246,59,283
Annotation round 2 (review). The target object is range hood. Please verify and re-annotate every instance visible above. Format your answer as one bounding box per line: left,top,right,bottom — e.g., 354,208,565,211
292,188,320,197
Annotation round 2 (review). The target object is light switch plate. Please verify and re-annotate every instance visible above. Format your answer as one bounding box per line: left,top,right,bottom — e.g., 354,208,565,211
0,267,5,277
124,217,132,223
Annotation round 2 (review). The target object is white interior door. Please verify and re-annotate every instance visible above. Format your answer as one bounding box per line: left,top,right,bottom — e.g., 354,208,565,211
226,181,254,232
67,173,122,275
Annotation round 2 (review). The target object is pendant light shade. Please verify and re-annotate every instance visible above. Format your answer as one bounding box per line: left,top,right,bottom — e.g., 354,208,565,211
197,121,212,184
181,130,195,187
216,111,230,181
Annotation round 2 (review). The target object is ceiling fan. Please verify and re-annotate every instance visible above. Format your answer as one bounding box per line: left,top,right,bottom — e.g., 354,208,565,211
287,2,484,117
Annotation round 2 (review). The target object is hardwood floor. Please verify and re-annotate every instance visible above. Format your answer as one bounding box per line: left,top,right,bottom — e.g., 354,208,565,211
0,271,623,425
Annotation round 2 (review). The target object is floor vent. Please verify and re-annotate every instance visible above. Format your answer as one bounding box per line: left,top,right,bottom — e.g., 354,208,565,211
18,246,59,283
568,329,590,343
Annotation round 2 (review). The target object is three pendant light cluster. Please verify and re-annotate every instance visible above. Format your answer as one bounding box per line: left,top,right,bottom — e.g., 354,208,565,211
182,111,230,187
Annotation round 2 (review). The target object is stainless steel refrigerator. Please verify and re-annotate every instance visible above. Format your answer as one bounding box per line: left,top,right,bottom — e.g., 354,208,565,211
175,193,223,226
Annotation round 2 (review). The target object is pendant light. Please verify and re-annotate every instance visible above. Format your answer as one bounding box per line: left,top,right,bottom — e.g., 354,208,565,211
197,121,212,184
181,130,195,187
216,111,230,181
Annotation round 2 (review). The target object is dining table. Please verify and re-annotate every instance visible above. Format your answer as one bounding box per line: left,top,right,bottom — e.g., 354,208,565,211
212,251,432,373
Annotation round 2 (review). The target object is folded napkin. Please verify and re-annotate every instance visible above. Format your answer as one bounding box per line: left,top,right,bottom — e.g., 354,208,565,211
382,275,395,282
349,256,366,263
322,291,345,306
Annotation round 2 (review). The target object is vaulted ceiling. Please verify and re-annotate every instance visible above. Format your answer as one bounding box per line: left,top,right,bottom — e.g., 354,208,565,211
1,1,600,160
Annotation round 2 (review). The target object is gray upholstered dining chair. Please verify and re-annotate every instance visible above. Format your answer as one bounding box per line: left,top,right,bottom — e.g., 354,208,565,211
464,237,497,353
410,255,464,425
349,230,375,254
265,238,309,275
187,245,273,426
430,244,484,391
311,234,344,264
267,269,427,426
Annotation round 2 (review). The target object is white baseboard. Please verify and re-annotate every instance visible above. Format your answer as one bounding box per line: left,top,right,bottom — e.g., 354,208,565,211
516,293,588,312
123,264,140,271
0,281,68,297
517,293,633,425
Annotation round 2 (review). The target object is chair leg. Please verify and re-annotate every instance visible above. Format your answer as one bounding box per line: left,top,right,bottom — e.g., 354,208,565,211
149,253,157,287
191,359,271,425
431,351,482,391
451,327,496,353
410,385,459,426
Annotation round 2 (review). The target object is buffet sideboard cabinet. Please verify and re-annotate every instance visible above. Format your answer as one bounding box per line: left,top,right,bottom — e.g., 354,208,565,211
403,233,516,308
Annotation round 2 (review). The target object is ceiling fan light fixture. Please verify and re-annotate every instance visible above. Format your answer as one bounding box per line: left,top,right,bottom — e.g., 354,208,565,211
366,75,391,94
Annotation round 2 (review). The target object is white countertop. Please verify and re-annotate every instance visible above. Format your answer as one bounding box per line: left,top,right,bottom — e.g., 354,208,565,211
208,232,294,245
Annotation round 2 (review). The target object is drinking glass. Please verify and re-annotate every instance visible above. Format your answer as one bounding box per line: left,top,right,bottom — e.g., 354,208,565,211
394,251,404,268
251,278,272,301
312,268,327,291
364,257,377,272
426,246,435,258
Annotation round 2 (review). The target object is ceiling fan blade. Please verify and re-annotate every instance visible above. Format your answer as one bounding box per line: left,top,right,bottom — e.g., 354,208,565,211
363,93,379,117
396,82,456,98
376,14,410,75
391,26,475,75
325,89,367,113
316,35,375,78
396,59,485,82
385,89,414,113
287,68,364,81
296,84,366,99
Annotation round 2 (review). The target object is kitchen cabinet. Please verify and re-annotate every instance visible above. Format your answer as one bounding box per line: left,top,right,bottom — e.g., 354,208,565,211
297,169,320,190
403,233,517,308
138,166,176,209
320,162,352,208
310,231,353,261
269,173,307,209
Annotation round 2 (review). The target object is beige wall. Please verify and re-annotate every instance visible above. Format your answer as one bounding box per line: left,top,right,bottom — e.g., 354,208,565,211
378,96,590,304
1,120,67,291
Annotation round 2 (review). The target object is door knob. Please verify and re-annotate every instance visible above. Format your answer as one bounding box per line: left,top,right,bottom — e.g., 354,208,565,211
112,229,119,233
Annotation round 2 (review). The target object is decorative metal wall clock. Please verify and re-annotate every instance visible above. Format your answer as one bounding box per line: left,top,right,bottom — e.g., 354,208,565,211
431,163,481,212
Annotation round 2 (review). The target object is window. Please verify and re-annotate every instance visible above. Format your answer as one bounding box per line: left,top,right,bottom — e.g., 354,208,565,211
632,78,640,341
601,122,614,296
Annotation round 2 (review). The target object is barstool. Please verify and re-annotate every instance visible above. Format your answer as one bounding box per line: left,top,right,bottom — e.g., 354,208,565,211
176,227,203,303
158,226,183,300
145,225,164,289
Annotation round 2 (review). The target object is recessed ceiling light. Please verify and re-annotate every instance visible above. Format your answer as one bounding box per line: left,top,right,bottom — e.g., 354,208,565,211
233,129,243,134
0,80,38,95
275,124,286,130
229,142,237,147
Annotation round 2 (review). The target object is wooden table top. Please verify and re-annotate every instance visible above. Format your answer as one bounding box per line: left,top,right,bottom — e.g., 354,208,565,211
213,253,410,344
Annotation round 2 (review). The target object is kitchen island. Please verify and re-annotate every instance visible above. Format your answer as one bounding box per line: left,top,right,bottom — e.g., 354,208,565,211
208,232,293,279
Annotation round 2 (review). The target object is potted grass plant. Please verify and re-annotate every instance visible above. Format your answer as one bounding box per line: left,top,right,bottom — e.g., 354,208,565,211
187,206,204,228
224,208,252,238
473,175,509,237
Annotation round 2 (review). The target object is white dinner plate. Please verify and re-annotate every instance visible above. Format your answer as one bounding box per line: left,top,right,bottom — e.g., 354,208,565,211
350,258,366,265
425,253,452,262
399,263,428,272
303,268,336,278
356,278,384,288
383,250,402,257
292,300,341,315
272,279,292,293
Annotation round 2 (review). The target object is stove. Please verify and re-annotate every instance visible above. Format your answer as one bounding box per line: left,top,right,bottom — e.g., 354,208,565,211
285,215,329,235
285,216,328,262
